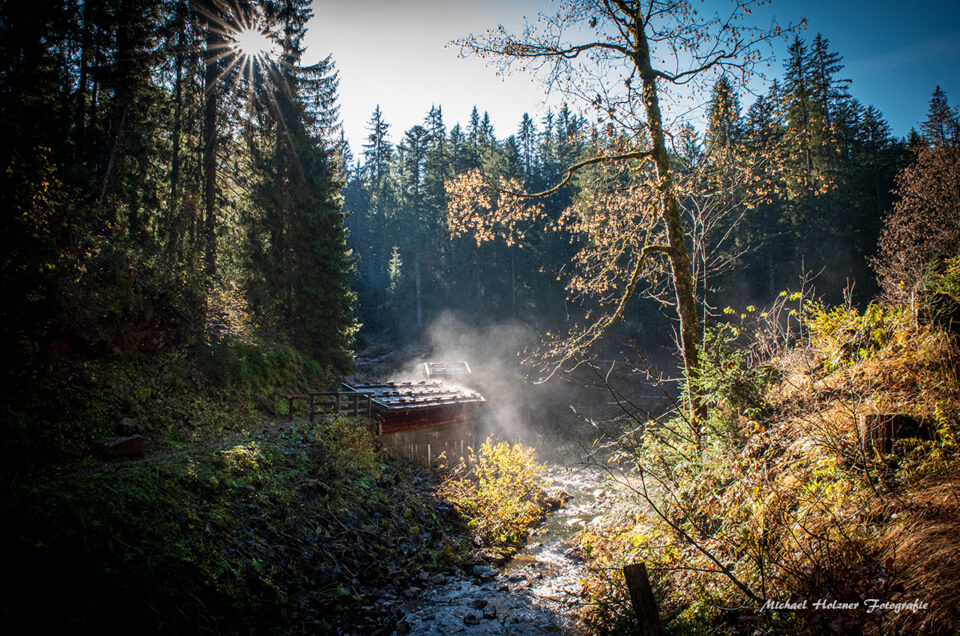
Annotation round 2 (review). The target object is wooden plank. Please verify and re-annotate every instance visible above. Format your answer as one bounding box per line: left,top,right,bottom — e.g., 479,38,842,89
283,394,309,421
379,404,480,434
380,419,475,466
623,563,664,636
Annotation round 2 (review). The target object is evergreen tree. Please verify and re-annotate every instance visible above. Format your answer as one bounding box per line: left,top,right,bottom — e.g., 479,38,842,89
517,113,538,183
921,86,960,145
706,76,742,153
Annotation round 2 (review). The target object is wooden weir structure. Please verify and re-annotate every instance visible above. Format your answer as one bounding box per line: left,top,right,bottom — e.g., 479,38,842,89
283,381,486,465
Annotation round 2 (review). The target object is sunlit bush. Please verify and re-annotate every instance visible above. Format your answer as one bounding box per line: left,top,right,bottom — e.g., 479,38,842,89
439,438,546,553
805,301,911,371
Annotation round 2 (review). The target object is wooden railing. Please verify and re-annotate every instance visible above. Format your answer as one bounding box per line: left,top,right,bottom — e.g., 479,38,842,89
282,391,375,422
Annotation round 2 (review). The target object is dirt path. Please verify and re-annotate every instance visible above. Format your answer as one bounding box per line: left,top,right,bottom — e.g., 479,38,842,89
59,416,316,482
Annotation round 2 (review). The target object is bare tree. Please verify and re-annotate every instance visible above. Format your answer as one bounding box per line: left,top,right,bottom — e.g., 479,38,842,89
447,0,801,432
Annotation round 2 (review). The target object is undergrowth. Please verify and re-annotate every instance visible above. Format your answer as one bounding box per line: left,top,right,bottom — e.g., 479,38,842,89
439,438,549,559
578,287,960,634
2,417,472,633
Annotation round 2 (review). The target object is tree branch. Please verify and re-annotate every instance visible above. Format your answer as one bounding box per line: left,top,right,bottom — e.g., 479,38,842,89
493,151,653,199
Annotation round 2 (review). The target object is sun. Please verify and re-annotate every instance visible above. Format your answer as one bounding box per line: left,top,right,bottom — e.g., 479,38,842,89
232,27,275,60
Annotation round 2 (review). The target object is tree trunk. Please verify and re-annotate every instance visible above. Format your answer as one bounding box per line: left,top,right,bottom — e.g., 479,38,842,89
634,23,704,429
90,25,102,158
511,245,517,315
168,3,185,260
475,245,483,301
98,110,126,208
74,2,90,154
201,2,220,279
415,257,423,332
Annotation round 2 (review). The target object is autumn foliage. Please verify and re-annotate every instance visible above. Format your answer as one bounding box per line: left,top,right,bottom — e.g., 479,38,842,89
875,141,960,302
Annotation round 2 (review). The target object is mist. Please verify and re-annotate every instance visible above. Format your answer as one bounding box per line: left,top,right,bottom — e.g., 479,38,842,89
386,311,547,441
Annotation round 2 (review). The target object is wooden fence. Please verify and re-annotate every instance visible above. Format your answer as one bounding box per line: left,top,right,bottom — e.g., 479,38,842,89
282,391,375,422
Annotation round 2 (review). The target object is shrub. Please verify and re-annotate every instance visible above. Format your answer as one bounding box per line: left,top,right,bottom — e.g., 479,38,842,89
874,140,960,302
805,301,910,371
439,438,547,553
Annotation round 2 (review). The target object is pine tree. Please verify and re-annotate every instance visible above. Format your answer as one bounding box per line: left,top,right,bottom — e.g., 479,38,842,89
807,34,850,129
517,113,538,183
244,0,356,369
921,86,960,145
706,76,742,153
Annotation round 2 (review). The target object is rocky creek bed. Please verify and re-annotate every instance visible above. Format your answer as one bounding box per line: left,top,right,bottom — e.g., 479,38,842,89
363,464,610,635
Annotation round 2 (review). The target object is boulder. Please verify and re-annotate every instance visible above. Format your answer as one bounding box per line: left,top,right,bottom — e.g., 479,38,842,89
116,417,144,436
100,434,146,458
472,564,498,581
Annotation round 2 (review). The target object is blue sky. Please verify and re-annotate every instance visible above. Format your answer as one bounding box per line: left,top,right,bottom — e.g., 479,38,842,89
304,0,960,153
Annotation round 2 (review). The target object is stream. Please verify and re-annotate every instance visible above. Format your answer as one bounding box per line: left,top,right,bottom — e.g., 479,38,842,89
390,463,609,634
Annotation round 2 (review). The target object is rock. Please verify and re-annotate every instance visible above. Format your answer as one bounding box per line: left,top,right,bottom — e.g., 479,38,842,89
418,570,430,582
508,573,525,582
481,552,508,566
563,547,583,561
463,613,481,626
470,599,487,610
99,434,146,458
472,564,498,581
402,586,421,599
430,573,447,585
482,605,497,620
117,417,143,436
542,496,563,510
395,620,411,634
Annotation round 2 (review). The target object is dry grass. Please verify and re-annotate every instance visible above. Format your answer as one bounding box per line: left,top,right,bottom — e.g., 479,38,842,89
881,476,960,634
578,301,960,633
772,306,960,631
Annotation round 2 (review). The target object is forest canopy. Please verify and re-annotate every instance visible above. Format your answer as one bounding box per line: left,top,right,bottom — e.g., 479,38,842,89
0,0,355,374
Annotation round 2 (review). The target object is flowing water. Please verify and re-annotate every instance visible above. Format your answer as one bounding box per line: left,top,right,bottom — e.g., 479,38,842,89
394,463,609,634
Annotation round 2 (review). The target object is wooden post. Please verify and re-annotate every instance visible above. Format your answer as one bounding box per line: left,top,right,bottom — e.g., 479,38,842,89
860,414,892,455
352,392,359,415
308,394,315,423
623,563,664,636
286,395,294,422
